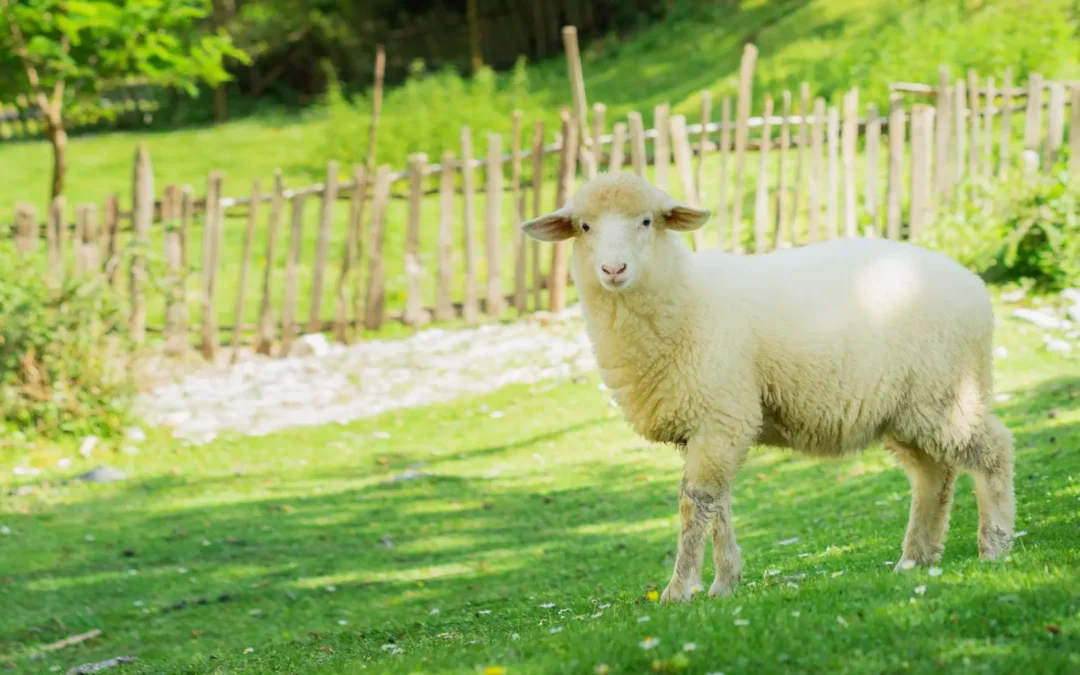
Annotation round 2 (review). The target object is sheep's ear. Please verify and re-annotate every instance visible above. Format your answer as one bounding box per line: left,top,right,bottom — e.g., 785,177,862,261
522,208,575,242
662,201,711,231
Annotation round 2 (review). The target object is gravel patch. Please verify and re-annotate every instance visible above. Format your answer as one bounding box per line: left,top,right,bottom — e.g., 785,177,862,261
136,307,596,443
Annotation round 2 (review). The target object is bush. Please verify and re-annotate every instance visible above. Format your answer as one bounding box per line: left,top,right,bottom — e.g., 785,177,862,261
0,252,134,438
916,172,1080,291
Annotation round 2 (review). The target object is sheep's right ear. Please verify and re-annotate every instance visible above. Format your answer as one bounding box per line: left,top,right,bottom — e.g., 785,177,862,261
522,208,575,242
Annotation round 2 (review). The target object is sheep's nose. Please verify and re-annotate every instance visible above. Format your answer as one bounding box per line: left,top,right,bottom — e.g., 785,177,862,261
601,263,627,277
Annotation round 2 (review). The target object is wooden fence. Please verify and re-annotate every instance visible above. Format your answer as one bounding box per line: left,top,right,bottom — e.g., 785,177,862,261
9,27,1080,363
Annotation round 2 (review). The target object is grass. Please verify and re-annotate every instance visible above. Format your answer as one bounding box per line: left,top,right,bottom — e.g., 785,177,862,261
2,293,1079,673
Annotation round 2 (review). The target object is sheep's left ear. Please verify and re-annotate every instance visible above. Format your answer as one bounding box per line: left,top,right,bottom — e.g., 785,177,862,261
662,200,711,231
522,207,575,242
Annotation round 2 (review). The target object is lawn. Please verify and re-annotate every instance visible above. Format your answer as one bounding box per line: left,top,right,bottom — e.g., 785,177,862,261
2,294,1078,674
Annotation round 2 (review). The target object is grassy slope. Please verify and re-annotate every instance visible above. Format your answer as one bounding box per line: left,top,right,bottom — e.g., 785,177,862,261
2,296,1078,674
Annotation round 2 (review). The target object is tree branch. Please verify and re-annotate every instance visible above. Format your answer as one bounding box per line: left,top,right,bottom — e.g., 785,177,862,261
0,0,53,113
52,33,70,108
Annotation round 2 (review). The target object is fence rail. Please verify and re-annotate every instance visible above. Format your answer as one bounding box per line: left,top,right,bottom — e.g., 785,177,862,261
9,27,1080,361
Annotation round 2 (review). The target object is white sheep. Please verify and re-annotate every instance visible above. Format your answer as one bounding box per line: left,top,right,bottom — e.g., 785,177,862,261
522,171,1015,603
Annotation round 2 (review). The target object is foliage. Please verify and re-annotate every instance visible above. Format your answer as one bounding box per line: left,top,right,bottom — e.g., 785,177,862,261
918,173,1080,290
1,301,1078,672
0,252,133,438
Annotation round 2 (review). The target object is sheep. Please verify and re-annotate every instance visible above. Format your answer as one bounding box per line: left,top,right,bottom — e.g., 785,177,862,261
521,171,1015,603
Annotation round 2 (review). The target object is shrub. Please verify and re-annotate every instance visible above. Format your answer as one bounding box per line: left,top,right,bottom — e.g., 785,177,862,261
916,172,1080,291
0,252,134,438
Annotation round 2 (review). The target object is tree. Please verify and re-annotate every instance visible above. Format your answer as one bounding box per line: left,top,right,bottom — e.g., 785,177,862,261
0,0,245,200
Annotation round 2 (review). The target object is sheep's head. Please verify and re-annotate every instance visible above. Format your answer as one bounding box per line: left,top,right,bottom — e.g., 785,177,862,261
521,172,710,293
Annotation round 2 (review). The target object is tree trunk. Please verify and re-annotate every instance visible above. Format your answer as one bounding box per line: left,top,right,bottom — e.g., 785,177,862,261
46,114,67,200
215,84,227,123
467,0,482,73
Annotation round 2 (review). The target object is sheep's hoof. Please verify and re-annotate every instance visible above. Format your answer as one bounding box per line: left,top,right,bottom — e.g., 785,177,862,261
660,580,700,604
978,527,1013,561
707,577,738,598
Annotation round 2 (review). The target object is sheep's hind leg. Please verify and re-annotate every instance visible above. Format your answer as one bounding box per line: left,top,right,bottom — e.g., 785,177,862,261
888,439,958,568
661,433,746,604
968,415,1016,560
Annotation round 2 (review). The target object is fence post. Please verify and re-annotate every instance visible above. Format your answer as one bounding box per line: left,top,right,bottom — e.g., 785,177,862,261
909,106,934,240
307,162,338,333
550,109,576,312
461,126,480,323
775,90,790,248
808,97,825,244
164,194,187,355
562,25,592,176
79,204,100,275
953,80,967,198
14,203,37,255
967,70,981,181
610,122,626,173
104,194,120,284
865,103,881,235
531,121,545,310
753,95,774,253
654,103,671,192
717,97,732,249
592,103,606,174
826,105,839,239
434,153,456,322
983,77,995,179
230,179,261,362
47,195,65,283
1044,82,1066,173
200,171,223,359
731,43,758,253
841,88,858,237
511,111,528,314
405,153,428,326
335,165,365,342
1023,73,1043,176
999,68,1013,178
790,83,810,241
363,165,392,331
1070,84,1080,183
696,91,712,203
256,171,285,354
934,66,952,200
885,96,905,241
484,134,505,317
280,191,305,355
130,144,153,345
670,113,702,251
628,111,646,177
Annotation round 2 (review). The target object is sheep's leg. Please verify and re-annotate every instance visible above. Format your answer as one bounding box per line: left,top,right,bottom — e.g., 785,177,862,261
661,435,746,604
889,440,957,567
968,415,1016,560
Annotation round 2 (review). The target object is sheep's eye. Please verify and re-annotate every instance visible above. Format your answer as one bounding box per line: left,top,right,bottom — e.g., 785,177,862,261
642,217,652,227
581,223,590,232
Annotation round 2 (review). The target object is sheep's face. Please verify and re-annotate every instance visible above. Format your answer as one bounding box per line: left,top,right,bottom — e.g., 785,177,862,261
521,172,710,293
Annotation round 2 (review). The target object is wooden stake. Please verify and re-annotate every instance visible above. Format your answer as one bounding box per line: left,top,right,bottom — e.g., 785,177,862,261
308,162,338,333
14,203,37,255
363,166,392,330
731,43,759,253
334,165,365,342
1044,82,1066,172
180,187,192,272
609,122,626,173
230,180,260,362
562,26,592,173
790,82,810,241
983,77,995,178
434,153,456,322
405,153,428,326
670,113,702,250
200,171,222,359
280,192,304,355
461,126,480,323
1070,85,1080,183
592,103,605,174
47,196,64,283
967,70,980,179
130,144,152,344
826,105,839,240
808,97,825,244
104,194,119,284
1000,68,1013,178
953,80,967,201
364,45,385,172
531,121,545,310
717,97,732,249
654,103,671,191
886,97,906,241
511,111,527,314
551,109,576,311
841,88,858,237
628,111,646,177
1023,73,1043,176
909,106,934,240
256,171,284,354
774,90,790,248
865,103,881,231
934,67,952,199
754,96,774,253
696,91,712,202
485,134,505,317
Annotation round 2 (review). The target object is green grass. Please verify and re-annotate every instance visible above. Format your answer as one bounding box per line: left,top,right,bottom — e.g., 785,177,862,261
2,294,1079,673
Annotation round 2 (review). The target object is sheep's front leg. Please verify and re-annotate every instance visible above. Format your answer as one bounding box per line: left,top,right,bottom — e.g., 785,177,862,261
661,434,746,604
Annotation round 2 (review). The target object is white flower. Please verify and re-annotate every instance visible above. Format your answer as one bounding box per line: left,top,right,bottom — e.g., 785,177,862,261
732,605,743,615
558,608,571,615
599,603,611,609
786,582,799,590
373,431,391,439
837,615,848,626
540,602,556,609
791,610,800,617
637,616,650,623
511,633,520,641
683,642,697,652
914,585,927,596
898,560,916,571
928,567,943,577
338,620,348,626
490,411,505,419
831,570,844,578
177,567,189,574
1014,530,1027,538
640,637,660,649
591,612,603,618
85,534,95,542
777,537,799,546
734,619,749,627
133,600,143,606
0,526,10,535
127,569,138,575
325,586,337,592
798,552,809,558
478,610,492,615
766,569,781,576
430,608,440,615
549,626,564,634
244,647,254,654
